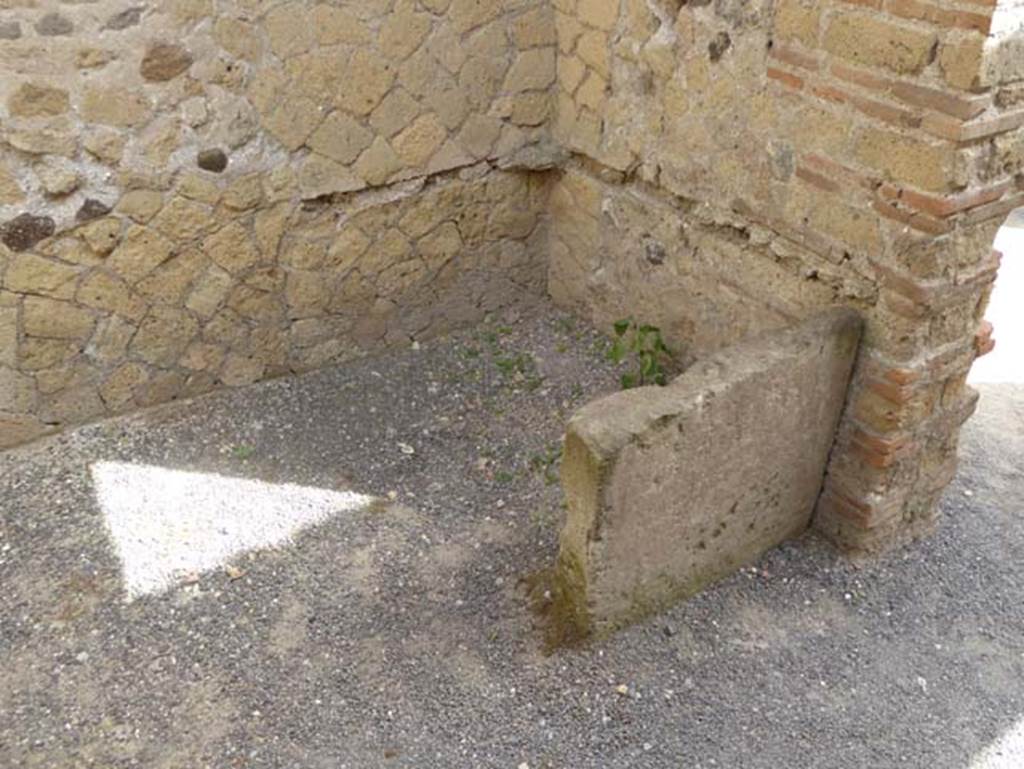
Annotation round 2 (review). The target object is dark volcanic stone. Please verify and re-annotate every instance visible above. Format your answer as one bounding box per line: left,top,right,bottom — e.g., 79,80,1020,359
1,213,56,252
76,199,112,223
35,13,73,37
104,7,144,31
708,31,732,62
197,148,228,173
0,22,21,40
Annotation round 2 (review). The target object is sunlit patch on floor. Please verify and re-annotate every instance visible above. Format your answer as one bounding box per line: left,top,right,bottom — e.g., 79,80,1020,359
91,461,375,600
971,716,1024,768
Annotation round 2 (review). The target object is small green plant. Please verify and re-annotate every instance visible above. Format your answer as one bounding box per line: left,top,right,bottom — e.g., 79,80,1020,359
529,505,558,531
607,317,672,389
230,443,255,460
529,443,562,486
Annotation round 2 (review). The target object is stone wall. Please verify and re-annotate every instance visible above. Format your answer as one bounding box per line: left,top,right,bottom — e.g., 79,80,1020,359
0,0,556,448
548,0,1022,551
2,0,1018,556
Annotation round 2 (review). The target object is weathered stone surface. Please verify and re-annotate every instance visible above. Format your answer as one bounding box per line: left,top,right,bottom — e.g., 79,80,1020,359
555,310,863,638
1,214,56,252
81,87,151,127
140,43,193,82
37,164,79,197
23,297,95,340
8,83,70,118
197,148,228,173
4,253,78,297
35,13,73,37
76,199,112,223
130,307,199,367
0,165,24,206
308,113,374,165
105,7,144,31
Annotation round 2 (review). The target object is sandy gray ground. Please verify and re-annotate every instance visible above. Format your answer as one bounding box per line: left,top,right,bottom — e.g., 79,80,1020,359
1,304,1022,769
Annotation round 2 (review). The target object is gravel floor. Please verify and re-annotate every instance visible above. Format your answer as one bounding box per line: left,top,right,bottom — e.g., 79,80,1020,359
1,303,1022,769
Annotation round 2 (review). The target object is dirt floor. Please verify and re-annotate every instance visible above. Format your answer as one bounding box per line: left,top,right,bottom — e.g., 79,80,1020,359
1,303,1022,769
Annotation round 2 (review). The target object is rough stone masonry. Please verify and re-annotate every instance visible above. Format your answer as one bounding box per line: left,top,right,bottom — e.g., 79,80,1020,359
1,0,1022,554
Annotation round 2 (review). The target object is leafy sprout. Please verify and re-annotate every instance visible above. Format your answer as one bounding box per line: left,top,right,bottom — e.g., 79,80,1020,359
606,317,673,389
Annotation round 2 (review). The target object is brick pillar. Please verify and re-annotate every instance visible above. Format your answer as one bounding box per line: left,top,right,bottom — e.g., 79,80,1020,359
790,0,1024,551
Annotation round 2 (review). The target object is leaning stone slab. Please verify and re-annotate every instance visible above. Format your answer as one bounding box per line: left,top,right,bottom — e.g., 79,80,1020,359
552,308,863,640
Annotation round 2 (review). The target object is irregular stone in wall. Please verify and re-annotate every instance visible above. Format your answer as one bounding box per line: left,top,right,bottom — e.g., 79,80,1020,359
823,13,935,76
553,309,863,638
223,175,263,211
76,199,113,223
203,221,259,274
0,22,21,40
7,119,77,157
83,128,126,165
220,354,265,386
354,136,403,186
4,254,78,298
19,337,79,371
308,113,374,165
512,7,557,47
298,155,365,198
35,13,73,37
392,114,448,168
116,190,163,223
265,2,314,59
379,0,432,60
100,362,149,410
129,307,198,367
0,308,15,367
708,32,731,62
87,316,136,365
8,83,70,118
369,88,422,138
263,95,322,151
185,266,232,318
36,163,80,198
140,43,193,82
105,226,175,282
196,148,228,173
81,87,151,127
449,0,503,34
214,17,262,61
105,7,144,31
1,214,56,252
0,368,35,413
311,5,371,46
577,0,618,31
77,48,117,69
337,50,396,116
23,297,96,340
77,271,147,321
79,217,122,255
0,165,24,205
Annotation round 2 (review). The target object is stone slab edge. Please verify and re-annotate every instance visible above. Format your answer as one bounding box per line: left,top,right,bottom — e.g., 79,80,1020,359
553,307,864,641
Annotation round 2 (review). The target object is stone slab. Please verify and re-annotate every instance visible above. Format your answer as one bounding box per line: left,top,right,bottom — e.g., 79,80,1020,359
555,308,863,638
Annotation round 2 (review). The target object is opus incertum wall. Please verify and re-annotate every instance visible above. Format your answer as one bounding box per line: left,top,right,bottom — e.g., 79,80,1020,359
2,0,1021,556
0,0,556,448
